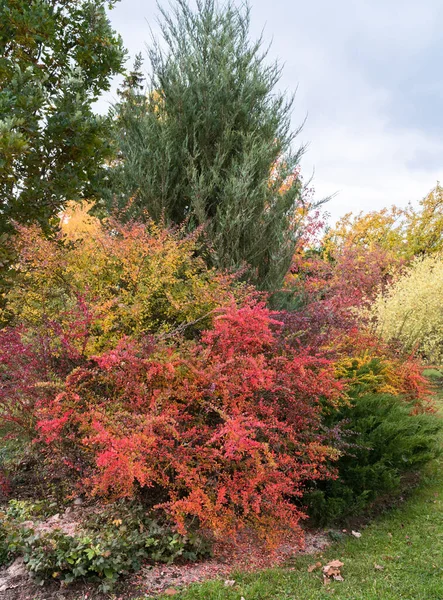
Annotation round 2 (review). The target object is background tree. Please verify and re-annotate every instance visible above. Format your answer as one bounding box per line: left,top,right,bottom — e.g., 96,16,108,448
105,0,310,289
323,206,407,257
323,182,443,261
405,183,443,256
0,0,125,235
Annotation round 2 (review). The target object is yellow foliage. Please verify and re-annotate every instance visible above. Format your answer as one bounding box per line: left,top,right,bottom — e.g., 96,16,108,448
324,205,407,257
405,182,443,256
370,252,443,363
324,183,443,262
4,203,252,356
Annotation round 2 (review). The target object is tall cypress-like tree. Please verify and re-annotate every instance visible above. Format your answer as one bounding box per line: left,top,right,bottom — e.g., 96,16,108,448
106,0,311,289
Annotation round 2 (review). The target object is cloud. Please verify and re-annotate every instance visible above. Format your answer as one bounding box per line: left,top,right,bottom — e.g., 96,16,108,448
104,0,443,222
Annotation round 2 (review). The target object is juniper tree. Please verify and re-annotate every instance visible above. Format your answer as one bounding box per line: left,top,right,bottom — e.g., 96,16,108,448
106,0,312,290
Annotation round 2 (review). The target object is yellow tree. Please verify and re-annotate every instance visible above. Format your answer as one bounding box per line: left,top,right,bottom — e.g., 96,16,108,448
405,183,443,256
324,206,407,258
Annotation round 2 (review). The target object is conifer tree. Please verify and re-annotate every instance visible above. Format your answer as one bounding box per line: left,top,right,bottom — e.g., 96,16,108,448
106,0,312,289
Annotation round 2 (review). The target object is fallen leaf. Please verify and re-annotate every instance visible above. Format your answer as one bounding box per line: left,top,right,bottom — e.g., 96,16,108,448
374,564,384,571
325,560,344,569
322,559,345,583
351,530,362,538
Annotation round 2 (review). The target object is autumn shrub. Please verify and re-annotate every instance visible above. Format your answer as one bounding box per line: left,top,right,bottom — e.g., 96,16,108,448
370,253,443,363
0,204,252,444
37,302,343,545
333,346,431,409
304,393,441,525
281,245,438,526
2,203,252,355
0,327,65,438
282,242,401,347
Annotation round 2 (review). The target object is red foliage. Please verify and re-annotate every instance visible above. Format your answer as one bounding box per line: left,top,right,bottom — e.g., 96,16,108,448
0,328,50,435
0,300,93,437
285,243,402,349
37,303,343,544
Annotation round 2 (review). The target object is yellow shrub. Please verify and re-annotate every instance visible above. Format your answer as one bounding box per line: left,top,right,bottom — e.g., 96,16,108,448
3,203,252,355
370,253,443,363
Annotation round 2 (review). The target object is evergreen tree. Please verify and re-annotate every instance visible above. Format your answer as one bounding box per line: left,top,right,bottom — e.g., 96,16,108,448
106,0,313,289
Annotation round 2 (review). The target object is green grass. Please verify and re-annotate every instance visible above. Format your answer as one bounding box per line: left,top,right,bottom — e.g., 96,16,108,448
153,370,443,600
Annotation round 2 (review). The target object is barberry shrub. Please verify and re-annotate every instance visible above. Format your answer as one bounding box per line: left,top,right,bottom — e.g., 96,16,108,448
37,303,343,545
0,205,253,491
2,203,253,354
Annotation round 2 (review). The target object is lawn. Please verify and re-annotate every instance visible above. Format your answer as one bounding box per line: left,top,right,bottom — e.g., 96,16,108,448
154,369,443,600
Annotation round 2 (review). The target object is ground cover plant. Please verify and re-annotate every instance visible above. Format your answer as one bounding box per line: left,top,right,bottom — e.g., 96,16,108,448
0,500,209,591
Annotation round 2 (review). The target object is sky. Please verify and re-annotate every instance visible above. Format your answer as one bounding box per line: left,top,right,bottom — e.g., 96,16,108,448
102,0,443,222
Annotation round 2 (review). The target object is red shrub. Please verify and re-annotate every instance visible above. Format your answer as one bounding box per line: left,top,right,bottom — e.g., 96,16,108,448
285,243,401,347
0,328,52,436
37,303,343,545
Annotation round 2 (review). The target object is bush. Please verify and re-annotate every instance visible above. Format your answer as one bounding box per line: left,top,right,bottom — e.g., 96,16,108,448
0,204,252,438
304,393,441,525
37,302,343,545
370,253,443,363
3,203,252,353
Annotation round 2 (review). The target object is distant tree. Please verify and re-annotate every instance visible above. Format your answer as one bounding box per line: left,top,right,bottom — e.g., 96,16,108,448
323,183,443,261
0,0,125,235
105,0,311,290
405,182,443,256
323,206,407,257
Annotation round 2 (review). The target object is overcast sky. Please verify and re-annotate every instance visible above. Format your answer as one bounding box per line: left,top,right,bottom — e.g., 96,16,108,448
102,0,443,222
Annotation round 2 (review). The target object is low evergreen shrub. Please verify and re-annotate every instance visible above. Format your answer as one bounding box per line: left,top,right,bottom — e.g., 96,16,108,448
304,393,441,525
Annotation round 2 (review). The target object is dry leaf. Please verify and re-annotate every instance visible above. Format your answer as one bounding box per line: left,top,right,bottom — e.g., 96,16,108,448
325,560,344,569
322,559,345,583
351,530,362,538
374,564,384,571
